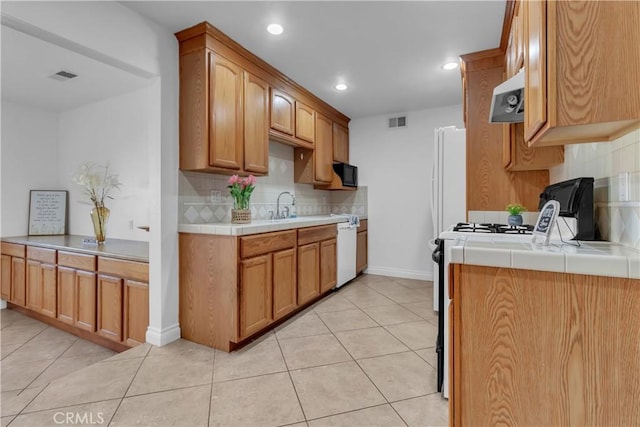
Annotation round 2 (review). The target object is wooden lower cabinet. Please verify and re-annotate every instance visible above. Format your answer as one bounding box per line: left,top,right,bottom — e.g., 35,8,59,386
356,230,368,274
97,275,124,343
297,242,320,305
451,264,640,426
272,248,297,321
320,238,337,293
124,279,149,346
9,257,26,306
239,254,272,339
58,267,97,331
26,259,57,318
1,254,11,300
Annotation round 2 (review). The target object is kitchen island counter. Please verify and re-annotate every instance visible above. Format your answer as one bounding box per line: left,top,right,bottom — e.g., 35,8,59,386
448,238,640,279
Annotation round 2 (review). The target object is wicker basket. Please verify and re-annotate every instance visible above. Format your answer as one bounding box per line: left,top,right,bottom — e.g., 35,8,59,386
231,209,251,224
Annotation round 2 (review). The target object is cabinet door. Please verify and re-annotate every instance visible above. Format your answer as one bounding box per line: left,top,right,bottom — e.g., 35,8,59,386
271,89,295,135
295,101,315,144
356,231,368,274
1,254,11,300
11,257,26,306
244,71,269,174
124,279,149,346
239,255,272,339
209,54,243,170
332,123,349,163
273,248,297,321
314,113,333,183
320,238,337,293
58,267,76,325
297,243,320,305
26,260,42,311
97,275,123,342
523,0,547,142
76,270,97,332
41,263,57,318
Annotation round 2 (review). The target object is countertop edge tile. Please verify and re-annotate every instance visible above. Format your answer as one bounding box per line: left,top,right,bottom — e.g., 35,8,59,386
178,216,350,236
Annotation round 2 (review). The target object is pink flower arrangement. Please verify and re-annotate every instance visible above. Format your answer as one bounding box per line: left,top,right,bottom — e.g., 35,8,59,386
227,175,256,210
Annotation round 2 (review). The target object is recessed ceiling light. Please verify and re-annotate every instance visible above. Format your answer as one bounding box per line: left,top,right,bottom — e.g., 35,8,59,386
442,61,459,71
335,83,348,91
267,24,283,35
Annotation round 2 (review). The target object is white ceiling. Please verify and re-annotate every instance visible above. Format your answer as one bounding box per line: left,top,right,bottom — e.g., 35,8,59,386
1,24,152,112
1,1,506,117
124,0,506,118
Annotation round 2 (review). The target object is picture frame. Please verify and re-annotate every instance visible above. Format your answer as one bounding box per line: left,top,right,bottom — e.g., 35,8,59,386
28,190,68,235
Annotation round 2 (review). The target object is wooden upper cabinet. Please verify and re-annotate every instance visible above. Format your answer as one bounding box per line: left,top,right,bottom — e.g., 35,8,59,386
524,0,640,146
270,89,295,136
504,122,564,171
243,71,269,174
332,123,349,163
209,53,243,170
314,113,333,183
295,101,315,144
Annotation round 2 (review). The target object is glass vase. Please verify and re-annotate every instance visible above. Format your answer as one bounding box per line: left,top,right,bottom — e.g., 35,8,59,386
90,206,110,243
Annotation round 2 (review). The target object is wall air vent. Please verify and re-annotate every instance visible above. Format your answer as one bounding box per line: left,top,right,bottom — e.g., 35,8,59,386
49,70,78,81
388,115,407,129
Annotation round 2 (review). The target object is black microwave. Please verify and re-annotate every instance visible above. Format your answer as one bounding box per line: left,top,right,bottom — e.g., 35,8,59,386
333,162,358,187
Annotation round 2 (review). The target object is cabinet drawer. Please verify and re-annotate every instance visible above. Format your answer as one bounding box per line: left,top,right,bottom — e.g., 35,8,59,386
240,230,296,259
98,257,149,282
27,246,56,264
1,242,25,258
359,219,368,232
297,224,337,246
58,251,96,271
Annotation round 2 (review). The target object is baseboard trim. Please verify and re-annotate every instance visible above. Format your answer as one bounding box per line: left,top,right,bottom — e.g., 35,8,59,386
146,324,181,347
364,267,433,281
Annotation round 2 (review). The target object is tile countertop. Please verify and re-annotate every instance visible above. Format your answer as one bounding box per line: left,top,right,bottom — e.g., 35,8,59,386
448,237,640,279
1,235,149,262
178,215,365,236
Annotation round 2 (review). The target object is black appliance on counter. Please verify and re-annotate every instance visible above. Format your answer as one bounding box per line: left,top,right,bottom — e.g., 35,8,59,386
538,177,595,240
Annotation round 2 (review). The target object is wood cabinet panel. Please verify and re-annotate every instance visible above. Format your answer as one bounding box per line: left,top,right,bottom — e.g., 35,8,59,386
179,49,209,171
239,255,272,339
314,112,333,183
320,238,337,293
97,275,123,342
297,224,337,246
2,242,25,258
76,270,97,332
27,247,56,264
358,219,368,232
504,122,564,171
58,251,96,271
243,71,269,174
332,123,349,163
57,267,76,325
41,263,57,318
124,279,148,346
452,265,640,426
240,230,296,259
11,257,25,306
272,248,297,321
26,260,42,311
523,0,546,142
295,101,315,144
98,257,148,283
270,89,294,135
297,243,320,305
356,231,368,274
209,54,243,170
1,254,11,300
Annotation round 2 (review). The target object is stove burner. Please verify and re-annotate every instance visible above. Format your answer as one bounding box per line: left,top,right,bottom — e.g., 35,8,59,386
453,222,533,235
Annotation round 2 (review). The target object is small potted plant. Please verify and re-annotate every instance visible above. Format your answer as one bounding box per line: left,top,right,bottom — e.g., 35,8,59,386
506,203,527,226
227,174,256,224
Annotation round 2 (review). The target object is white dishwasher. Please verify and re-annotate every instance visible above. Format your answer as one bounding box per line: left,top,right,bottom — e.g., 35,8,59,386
336,221,358,287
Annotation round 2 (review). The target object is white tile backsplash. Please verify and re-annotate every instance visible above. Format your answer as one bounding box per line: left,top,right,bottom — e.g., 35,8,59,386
179,142,368,224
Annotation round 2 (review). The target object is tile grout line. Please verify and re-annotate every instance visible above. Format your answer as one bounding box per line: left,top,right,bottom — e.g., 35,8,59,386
272,330,309,424
207,347,217,427
106,350,150,426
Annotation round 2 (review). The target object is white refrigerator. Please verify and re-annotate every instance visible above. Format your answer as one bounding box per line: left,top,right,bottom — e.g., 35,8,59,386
430,126,466,310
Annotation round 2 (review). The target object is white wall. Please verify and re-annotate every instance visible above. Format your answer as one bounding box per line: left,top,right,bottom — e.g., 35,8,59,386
349,104,464,280
1,101,60,236
58,88,152,242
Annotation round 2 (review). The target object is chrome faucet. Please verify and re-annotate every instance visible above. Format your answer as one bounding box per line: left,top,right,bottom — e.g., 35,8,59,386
275,191,296,219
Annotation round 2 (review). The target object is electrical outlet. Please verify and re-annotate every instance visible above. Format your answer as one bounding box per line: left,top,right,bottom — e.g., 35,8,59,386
619,172,630,202
211,190,221,203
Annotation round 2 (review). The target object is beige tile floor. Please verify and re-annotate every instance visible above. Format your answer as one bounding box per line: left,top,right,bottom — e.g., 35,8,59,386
1,274,448,426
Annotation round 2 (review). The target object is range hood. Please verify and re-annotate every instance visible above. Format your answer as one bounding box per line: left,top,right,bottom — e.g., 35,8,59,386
489,68,525,123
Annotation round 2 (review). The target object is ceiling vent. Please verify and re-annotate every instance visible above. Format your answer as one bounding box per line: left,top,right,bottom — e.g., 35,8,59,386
388,115,407,129
49,70,78,81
